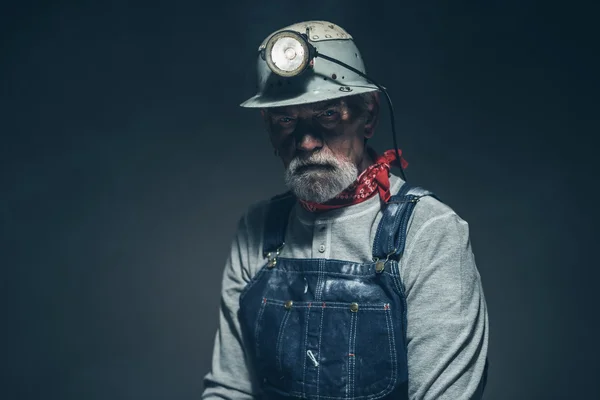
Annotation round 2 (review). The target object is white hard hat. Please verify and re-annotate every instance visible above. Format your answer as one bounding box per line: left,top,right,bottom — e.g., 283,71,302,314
240,21,379,109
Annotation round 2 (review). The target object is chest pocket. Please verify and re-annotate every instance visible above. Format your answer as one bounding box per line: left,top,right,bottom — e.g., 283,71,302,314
240,260,406,399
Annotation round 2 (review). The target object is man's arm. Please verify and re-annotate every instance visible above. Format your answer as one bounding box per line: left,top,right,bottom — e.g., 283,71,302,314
202,215,259,399
402,208,489,400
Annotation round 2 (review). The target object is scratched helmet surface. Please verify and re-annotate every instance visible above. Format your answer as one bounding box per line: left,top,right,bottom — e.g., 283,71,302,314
240,20,379,109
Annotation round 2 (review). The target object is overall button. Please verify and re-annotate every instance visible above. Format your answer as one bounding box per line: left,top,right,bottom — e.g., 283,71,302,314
375,260,385,273
318,244,326,253
350,302,359,312
284,300,293,309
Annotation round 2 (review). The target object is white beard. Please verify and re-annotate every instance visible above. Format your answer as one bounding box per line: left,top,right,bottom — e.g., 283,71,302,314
284,150,358,203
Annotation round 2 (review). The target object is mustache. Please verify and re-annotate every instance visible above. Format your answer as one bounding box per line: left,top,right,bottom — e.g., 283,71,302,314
289,151,339,169
293,160,335,168
288,158,337,175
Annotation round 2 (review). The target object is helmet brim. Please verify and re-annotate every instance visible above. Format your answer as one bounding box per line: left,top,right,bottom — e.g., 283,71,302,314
240,84,379,109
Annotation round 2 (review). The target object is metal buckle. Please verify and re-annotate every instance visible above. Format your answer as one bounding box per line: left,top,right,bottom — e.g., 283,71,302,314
374,248,396,273
266,243,285,268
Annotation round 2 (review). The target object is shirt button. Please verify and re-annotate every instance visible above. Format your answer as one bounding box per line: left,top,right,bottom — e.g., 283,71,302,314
318,244,326,253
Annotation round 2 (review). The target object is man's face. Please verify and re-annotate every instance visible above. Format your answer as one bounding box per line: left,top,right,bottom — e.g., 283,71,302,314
262,94,379,203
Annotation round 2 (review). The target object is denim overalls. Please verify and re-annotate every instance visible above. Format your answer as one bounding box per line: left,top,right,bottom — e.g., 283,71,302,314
239,183,436,399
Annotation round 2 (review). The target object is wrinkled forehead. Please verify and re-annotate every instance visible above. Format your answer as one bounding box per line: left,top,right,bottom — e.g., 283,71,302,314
266,95,369,117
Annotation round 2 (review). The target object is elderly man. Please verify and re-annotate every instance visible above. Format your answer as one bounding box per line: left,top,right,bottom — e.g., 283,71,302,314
202,21,489,400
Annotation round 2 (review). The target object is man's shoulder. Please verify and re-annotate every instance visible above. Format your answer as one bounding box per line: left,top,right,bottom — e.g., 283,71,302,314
407,188,470,239
412,192,457,220
389,175,459,223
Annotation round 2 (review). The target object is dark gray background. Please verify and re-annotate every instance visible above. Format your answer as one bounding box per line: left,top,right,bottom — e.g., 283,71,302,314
1,1,598,399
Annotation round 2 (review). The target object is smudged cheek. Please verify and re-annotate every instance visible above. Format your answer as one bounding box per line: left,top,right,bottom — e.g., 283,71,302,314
322,132,359,158
269,125,293,148
269,131,297,166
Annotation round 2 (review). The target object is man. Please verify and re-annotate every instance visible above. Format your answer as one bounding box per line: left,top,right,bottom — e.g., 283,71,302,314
202,21,488,399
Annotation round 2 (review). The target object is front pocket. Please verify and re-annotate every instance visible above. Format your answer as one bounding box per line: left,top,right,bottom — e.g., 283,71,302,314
318,302,398,399
253,299,304,391
255,300,399,399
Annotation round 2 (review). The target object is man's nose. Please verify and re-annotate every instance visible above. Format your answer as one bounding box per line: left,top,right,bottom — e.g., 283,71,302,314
294,122,323,153
296,133,323,152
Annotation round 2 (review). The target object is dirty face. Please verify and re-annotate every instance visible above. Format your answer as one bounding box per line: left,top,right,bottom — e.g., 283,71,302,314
262,93,379,203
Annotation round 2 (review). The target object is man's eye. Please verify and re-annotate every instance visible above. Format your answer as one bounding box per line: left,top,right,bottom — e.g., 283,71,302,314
278,117,294,124
319,109,338,119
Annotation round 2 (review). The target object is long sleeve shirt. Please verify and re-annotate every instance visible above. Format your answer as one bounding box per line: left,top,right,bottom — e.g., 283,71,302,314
202,174,489,399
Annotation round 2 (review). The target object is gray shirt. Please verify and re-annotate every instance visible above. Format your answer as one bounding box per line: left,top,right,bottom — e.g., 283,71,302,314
202,175,489,399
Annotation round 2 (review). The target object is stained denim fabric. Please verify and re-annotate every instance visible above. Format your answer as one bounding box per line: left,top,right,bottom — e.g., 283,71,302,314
238,183,435,399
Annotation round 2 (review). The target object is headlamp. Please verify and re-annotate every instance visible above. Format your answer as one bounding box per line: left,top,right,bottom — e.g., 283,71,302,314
264,30,313,77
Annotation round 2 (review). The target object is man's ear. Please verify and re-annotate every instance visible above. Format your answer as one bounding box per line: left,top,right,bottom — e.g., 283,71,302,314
364,92,380,139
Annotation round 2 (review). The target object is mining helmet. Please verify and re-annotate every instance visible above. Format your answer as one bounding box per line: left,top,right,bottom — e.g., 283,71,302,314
240,20,379,108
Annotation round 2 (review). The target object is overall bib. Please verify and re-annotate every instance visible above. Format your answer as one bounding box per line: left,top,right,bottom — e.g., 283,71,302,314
239,183,436,399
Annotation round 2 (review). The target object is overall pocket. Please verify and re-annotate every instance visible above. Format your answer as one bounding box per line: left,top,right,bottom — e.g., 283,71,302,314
254,298,305,393
254,299,399,399
315,301,399,399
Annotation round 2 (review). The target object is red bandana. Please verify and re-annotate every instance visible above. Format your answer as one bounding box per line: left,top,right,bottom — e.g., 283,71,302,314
299,148,409,212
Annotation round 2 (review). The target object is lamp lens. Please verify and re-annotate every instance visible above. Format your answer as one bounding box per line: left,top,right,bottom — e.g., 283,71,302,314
270,36,306,73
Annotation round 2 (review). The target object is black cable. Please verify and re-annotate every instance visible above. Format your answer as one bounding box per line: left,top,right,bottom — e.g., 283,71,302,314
315,51,408,182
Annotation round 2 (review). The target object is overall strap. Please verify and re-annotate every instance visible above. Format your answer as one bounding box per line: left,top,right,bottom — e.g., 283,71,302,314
372,183,439,261
262,191,297,257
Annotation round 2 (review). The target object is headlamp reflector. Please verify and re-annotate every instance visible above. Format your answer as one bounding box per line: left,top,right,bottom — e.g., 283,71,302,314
265,31,310,77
